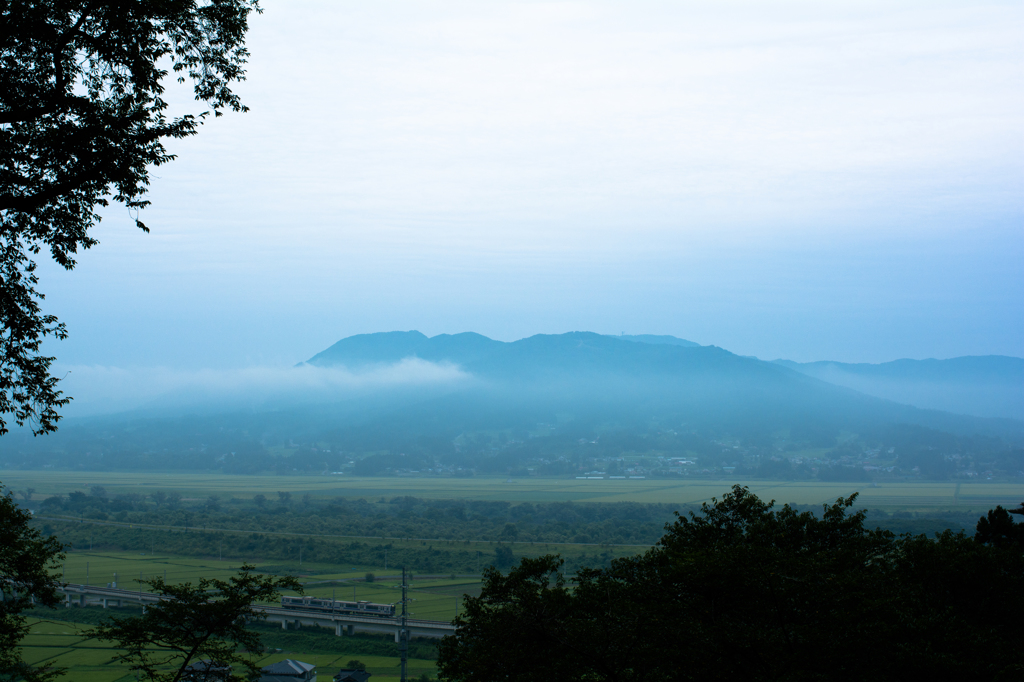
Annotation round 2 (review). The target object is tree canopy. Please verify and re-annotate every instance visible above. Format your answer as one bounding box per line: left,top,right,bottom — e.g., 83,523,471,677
0,0,260,434
90,565,301,682
438,485,1024,682
0,485,65,682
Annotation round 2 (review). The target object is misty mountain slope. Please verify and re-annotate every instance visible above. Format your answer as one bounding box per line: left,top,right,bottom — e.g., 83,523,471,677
616,334,700,347
311,331,779,383
4,332,1021,475
463,332,732,380
308,331,1021,441
775,356,1024,420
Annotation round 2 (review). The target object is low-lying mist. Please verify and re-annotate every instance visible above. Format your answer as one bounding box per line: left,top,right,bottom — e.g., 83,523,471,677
5,332,1020,482
778,357,1024,421
53,358,473,417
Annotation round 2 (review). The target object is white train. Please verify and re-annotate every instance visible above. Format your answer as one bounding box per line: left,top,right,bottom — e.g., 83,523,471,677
281,595,396,617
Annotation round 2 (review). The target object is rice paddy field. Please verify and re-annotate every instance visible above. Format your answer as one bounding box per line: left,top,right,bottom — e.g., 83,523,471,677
26,550,457,682
10,470,1024,680
4,470,1023,510
21,617,438,682
27,546,474,681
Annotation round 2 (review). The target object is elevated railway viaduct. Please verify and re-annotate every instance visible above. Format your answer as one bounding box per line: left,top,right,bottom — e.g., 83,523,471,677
55,583,455,641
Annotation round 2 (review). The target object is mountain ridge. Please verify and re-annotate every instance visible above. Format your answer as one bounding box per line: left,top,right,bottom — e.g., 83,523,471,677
306,330,704,369
5,331,1022,477
304,331,1022,434
775,356,1024,421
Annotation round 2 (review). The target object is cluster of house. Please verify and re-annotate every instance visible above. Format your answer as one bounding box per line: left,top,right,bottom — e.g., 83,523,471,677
182,658,371,682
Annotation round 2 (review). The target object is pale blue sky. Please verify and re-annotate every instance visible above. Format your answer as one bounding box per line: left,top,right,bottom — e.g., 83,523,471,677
37,0,1023,401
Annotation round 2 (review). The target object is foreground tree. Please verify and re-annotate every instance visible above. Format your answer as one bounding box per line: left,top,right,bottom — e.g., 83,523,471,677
0,0,261,434
438,485,1024,682
91,566,301,682
976,504,1024,548
0,485,65,682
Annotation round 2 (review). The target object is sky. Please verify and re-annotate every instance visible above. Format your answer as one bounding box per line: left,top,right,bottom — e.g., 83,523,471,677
37,0,1024,408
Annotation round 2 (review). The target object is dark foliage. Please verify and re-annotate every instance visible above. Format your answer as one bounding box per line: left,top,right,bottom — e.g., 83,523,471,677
90,565,300,682
975,504,1024,548
0,485,65,682
34,490,1003,578
438,485,1024,682
0,0,260,434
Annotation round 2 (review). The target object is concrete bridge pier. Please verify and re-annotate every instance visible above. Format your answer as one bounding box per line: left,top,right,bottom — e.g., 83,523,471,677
335,623,343,637
347,624,354,636
102,598,108,608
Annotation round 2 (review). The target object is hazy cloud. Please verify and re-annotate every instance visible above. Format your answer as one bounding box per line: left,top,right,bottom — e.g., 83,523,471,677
56,358,472,417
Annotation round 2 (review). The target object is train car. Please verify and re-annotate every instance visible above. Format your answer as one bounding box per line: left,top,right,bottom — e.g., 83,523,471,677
281,595,396,617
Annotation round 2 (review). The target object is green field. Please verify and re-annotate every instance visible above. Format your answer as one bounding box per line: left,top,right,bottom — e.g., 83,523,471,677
27,549,456,682
13,470,1024,681
20,618,437,682
4,470,1023,510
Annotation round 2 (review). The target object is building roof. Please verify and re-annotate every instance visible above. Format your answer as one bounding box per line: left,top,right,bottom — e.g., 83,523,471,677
261,659,316,675
182,659,231,680
334,670,372,682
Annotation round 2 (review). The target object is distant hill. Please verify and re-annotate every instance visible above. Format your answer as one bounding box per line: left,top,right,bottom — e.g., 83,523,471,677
306,331,1021,440
775,356,1024,421
5,331,1022,477
306,331,701,369
307,330,503,367
616,334,701,347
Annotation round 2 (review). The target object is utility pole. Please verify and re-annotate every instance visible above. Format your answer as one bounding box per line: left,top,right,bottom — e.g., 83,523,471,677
399,567,409,682
86,562,89,586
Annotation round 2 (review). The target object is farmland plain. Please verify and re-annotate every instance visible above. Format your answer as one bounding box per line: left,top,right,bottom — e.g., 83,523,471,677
21,617,438,682
27,549,459,682
12,470,1024,681
4,470,1023,510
